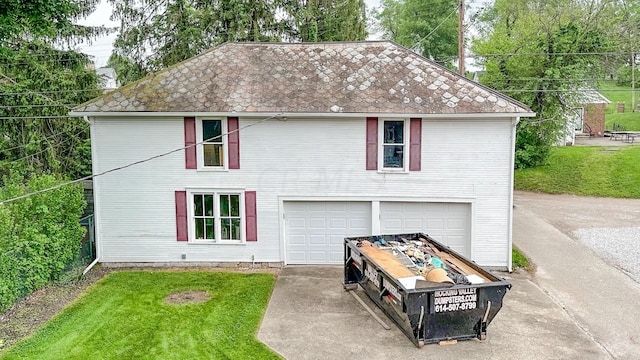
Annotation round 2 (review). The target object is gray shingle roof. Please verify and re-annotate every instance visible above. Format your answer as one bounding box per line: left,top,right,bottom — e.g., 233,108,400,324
73,41,532,115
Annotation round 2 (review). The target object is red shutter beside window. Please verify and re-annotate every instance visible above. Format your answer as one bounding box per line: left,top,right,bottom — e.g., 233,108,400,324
228,117,240,169
184,117,196,169
366,117,378,170
175,191,188,241
409,118,422,171
245,191,257,241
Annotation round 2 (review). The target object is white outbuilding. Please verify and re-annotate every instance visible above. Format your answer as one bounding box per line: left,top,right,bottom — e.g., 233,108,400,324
71,41,534,270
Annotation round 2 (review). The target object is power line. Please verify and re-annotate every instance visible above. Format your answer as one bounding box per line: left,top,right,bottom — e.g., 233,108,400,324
0,128,86,153
0,113,283,205
9,129,87,163
0,115,86,120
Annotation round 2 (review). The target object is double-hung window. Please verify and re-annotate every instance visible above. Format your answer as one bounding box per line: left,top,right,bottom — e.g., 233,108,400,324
189,190,244,243
380,119,407,170
201,119,226,168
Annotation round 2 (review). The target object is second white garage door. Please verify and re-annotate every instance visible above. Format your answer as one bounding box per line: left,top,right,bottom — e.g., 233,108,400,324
285,201,371,264
380,202,471,257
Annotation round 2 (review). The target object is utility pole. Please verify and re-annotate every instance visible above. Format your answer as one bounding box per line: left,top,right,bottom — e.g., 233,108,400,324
458,0,465,76
633,52,636,112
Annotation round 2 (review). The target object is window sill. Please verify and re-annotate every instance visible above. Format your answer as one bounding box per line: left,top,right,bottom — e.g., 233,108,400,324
196,167,229,172
378,168,409,174
188,240,245,245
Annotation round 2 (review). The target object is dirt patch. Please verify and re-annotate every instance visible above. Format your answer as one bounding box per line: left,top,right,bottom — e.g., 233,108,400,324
164,290,211,304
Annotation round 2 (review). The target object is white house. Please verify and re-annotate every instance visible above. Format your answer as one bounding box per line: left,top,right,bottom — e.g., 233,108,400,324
71,41,534,271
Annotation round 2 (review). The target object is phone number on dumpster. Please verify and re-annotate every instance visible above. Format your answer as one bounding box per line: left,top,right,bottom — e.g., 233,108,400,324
432,288,478,313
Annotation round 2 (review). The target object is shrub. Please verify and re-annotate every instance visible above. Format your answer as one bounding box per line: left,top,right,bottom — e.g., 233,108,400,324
515,123,552,169
0,172,86,312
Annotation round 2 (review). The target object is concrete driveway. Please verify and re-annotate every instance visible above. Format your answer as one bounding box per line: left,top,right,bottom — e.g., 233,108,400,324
258,192,640,359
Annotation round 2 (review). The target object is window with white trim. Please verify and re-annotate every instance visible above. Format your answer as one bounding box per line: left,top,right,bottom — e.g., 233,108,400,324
188,190,245,243
197,119,227,169
379,119,408,170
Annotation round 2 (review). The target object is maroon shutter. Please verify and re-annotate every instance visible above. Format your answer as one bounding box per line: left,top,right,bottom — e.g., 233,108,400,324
409,118,422,171
228,117,240,169
366,117,378,170
245,191,257,241
175,191,188,241
184,117,196,169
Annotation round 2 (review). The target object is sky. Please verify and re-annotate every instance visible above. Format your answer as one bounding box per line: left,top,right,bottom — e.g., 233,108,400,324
77,0,383,67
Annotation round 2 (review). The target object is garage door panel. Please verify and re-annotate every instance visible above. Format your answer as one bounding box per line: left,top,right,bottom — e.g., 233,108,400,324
289,234,306,245
308,218,326,228
309,251,328,262
330,218,347,229
288,251,307,262
285,201,371,265
447,218,466,230
381,202,470,257
330,234,345,244
288,218,306,229
349,218,369,229
427,219,444,230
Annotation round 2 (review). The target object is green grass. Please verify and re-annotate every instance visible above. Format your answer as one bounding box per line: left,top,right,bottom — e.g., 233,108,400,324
515,146,640,198
599,81,640,131
0,271,280,360
512,247,530,271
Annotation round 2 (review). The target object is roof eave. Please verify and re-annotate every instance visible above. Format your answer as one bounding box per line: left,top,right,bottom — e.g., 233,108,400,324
70,111,536,119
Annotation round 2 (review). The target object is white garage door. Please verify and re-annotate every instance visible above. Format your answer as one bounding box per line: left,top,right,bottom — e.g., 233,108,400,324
380,202,471,257
285,201,371,264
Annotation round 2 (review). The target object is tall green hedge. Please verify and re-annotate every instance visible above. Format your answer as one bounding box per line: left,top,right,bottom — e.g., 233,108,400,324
0,173,86,312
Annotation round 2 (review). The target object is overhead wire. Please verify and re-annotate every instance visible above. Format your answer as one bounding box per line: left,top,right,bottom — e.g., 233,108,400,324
0,113,283,205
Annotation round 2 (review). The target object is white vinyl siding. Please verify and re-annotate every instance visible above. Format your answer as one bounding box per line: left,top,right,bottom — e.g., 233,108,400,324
91,116,514,268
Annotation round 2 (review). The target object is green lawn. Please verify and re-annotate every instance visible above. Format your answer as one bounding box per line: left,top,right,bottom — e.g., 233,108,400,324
599,81,640,131
0,271,280,360
515,146,640,198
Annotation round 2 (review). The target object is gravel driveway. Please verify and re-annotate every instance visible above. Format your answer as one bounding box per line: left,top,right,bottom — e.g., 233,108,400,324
514,191,640,281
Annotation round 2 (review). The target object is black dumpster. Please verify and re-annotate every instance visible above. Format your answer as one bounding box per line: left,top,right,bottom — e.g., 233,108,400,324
343,233,511,348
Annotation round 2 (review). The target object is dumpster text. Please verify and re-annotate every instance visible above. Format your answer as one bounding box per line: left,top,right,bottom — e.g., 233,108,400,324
433,288,477,313
364,264,380,289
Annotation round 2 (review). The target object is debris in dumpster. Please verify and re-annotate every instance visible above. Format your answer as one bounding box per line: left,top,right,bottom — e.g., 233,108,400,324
343,233,511,348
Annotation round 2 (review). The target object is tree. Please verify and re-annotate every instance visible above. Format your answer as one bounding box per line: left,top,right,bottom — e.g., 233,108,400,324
0,0,109,44
281,0,367,42
109,0,286,84
0,42,101,178
0,0,107,178
473,0,615,168
374,0,458,66
110,0,369,85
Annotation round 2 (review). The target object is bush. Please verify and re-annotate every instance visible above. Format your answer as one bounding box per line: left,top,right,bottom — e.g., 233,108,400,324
515,123,551,169
0,172,86,312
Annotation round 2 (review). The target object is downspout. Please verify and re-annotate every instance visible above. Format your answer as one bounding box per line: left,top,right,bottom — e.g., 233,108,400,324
507,117,520,272
83,115,100,275
83,258,99,275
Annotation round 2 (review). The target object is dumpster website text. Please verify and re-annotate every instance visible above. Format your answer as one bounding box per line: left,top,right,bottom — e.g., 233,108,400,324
433,288,478,313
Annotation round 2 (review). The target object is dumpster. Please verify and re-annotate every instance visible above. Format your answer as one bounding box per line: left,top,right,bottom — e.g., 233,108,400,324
343,233,511,347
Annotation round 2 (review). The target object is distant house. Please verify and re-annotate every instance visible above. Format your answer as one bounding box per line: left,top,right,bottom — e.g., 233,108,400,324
71,41,534,271
561,90,610,146
96,67,120,91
